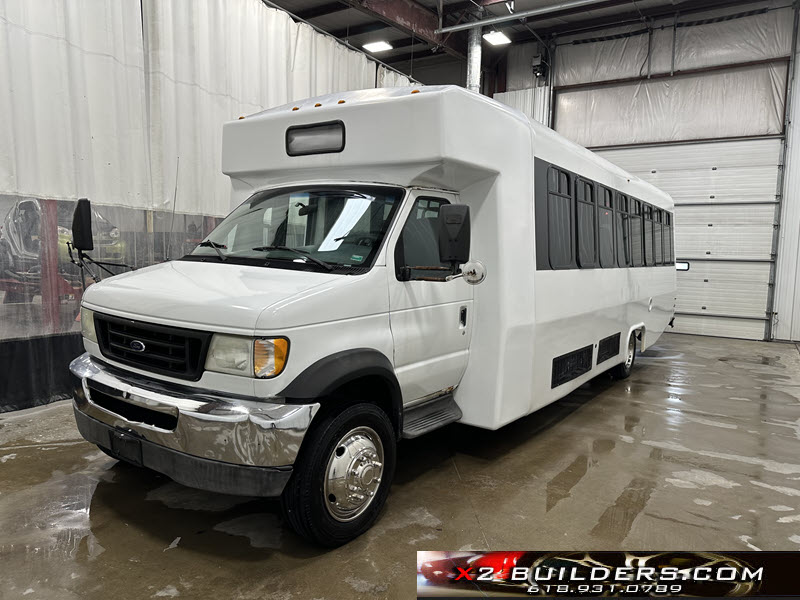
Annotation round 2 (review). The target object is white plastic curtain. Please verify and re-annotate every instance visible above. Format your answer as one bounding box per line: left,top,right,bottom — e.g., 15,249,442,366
492,86,550,125
0,0,151,207
0,0,416,353
551,2,792,147
0,0,413,217
555,63,787,147
555,3,793,87
377,65,415,88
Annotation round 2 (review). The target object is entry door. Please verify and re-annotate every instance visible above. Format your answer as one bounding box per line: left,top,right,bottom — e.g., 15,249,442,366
388,191,473,403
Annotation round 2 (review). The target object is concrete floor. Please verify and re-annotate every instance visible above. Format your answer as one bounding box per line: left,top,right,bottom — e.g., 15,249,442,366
2,333,800,599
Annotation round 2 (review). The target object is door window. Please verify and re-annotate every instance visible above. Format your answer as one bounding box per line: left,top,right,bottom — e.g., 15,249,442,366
395,196,450,280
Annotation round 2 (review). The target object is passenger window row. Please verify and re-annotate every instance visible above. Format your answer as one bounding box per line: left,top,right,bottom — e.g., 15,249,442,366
544,164,674,271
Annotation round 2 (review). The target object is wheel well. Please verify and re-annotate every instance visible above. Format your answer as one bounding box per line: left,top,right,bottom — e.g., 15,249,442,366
318,375,401,438
635,326,646,350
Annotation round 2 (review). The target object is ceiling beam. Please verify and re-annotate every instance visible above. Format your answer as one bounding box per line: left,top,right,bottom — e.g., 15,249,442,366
329,21,390,38
383,49,455,64
295,2,349,20
445,0,512,15
387,37,430,49
337,0,465,58
517,0,758,40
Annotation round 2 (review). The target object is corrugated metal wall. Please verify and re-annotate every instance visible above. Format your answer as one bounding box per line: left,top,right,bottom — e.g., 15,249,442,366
597,139,781,340
495,1,798,340
775,27,800,342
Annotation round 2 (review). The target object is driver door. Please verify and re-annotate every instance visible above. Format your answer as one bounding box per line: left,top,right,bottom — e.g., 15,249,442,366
388,190,473,404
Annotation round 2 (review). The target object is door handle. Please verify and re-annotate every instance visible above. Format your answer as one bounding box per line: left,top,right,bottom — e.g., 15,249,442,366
459,306,467,327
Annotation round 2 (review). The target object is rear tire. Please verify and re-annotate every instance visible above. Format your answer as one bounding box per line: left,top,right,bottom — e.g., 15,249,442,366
281,402,396,547
610,331,637,379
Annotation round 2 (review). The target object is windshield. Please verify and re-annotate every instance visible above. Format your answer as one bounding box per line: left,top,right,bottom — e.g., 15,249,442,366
186,185,405,273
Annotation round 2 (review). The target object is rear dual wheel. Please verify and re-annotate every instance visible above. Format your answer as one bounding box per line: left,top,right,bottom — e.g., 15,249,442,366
281,402,396,547
610,331,637,379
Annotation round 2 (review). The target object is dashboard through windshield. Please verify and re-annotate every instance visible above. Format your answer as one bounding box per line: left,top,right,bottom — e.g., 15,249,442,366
185,185,405,273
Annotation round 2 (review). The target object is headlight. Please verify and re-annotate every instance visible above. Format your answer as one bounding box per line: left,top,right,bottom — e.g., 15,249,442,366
109,228,120,239
254,338,289,378
204,335,290,378
81,307,97,343
205,334,252,376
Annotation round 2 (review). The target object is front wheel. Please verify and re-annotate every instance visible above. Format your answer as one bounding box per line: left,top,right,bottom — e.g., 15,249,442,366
281,403,396,547
610,331,637,379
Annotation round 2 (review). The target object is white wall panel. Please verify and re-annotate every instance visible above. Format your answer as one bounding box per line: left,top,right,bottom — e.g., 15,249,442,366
599,140,781,203
0,0,412,217
556,4,792,87
598,139,780,339
556,63,786,147
143,1,378,217
675,225,774,260
377,65,414,88
676,262,770,318
507,41,545,91
0,0,151,207
775,14,800,341
594,138,781,171
674,204,775,225
671,314,766,340
493,86,550,124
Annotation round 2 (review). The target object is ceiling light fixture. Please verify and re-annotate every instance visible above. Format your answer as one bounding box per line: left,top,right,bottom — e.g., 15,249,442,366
363,41,393,52
482,30,512,45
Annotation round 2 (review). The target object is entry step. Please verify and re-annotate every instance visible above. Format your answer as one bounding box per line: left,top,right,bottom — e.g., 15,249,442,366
402,394,462,439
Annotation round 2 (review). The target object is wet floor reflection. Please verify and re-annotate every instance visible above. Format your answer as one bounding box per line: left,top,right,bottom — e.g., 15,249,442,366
2,334,800,598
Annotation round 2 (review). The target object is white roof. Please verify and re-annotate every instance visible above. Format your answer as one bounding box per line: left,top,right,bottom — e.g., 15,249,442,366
224,85,673,211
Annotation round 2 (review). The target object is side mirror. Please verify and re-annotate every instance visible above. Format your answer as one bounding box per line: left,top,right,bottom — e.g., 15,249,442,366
438,204,470,265
72,198,94,251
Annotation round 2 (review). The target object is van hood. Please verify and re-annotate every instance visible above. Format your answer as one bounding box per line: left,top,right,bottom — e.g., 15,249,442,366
82,260,338,333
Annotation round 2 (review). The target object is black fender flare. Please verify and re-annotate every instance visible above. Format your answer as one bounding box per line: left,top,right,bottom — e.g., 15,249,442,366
278,348,402,437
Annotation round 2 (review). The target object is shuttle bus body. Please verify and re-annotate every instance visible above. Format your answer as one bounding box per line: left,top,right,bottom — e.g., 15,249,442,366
70,85,676,545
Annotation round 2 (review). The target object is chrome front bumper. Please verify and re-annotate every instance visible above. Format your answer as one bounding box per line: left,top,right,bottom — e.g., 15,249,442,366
69,353,320,496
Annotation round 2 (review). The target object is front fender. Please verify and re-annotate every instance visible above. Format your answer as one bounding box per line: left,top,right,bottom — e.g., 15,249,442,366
278,348,402,436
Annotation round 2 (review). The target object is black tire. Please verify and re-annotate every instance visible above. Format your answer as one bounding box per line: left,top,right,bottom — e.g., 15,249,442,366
281,403,396,547
610,331,637,379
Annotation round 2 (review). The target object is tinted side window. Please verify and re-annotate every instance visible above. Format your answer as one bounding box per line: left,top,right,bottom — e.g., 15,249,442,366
614,193,631,267
395,196,450,280
548,167,574,269
643,204,654,266
654,209,664,265
576,179,596,268
665,212,673,264
598,188,614,268
630,200,644,267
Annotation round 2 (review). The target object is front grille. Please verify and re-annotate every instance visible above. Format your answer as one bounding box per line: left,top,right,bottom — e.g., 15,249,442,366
88,383,178,430
94,314,211,381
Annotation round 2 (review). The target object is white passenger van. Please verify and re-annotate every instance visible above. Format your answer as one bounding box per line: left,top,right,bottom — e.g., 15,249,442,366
70,85,676,546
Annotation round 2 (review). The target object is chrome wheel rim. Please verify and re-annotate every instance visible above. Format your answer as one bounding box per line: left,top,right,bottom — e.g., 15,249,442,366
625,334,636,369
324,426,384,522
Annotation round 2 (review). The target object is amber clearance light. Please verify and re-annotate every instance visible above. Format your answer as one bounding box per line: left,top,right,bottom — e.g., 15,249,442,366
254,338,289,378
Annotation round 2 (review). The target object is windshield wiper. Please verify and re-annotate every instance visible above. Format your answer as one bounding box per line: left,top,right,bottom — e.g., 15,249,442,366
198,240,227,261
251,246,334,271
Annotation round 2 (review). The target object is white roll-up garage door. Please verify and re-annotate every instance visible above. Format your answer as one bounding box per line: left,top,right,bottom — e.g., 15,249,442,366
597,138,780,339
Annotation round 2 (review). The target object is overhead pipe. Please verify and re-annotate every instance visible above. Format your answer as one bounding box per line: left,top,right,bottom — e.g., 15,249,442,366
466,25,483,93
435,0,611,34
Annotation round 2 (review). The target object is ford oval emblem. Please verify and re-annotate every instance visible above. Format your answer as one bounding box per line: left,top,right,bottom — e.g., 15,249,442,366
129,340,146,353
